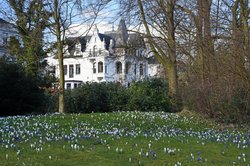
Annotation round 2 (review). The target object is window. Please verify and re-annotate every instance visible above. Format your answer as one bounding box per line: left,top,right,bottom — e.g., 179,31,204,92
140,64,144,76
66,83,71,89
134,64,137,75
3,33,8,45
98,62,103,73
116,61,122,74
93,46,96,57
93,62,96,73
74,83,78,88
76,64,80,74
63,65,67,75
69,65,74,78
50,66,56,74
125,62,131,74
75,42,81,54
105,65,107,74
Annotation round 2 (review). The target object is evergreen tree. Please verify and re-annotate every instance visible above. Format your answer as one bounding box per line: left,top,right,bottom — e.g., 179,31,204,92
7,0,50,77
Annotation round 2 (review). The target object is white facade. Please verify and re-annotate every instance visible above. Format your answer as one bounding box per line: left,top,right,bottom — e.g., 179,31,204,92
47,19,150,89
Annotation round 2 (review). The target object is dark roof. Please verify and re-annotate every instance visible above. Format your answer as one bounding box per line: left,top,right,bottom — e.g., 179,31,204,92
0,18,15,28
127,33,145,48
98,33,112,50
65,19,146,53
104,19,129,48
147,56,159,64
0,18,9,24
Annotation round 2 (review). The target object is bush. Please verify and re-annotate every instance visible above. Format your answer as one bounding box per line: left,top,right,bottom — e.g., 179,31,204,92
63,82,128,113
66,82,109,113
126,78,171,112
181,75,250,124
0,57,46,116
48,78,171,113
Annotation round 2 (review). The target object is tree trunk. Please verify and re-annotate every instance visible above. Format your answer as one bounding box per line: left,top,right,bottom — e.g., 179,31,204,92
58,42,65,113
164,61,179,111
137,0,180,110
53,0,65,113
166,0,179,107
194,0,213,86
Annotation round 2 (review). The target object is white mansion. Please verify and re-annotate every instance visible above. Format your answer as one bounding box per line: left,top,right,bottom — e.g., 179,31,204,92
47,19,161,89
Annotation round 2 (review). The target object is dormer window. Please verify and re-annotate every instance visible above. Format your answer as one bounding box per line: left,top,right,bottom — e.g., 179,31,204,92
93,46,96,57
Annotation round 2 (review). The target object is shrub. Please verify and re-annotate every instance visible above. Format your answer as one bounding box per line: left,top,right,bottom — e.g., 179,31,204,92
63,82,128,113
66,82,108,113
181,75,250,124
126,78,171,112
103,82,128,112
48,78,171,113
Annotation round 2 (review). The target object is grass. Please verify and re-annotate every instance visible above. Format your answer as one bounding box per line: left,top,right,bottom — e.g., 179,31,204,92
0,111,249,166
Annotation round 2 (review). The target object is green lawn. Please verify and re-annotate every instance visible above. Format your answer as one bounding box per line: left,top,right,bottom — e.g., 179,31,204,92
0,111,249,165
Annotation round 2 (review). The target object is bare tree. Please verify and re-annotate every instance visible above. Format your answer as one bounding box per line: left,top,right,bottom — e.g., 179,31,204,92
119,0,180,110
46,0,109,113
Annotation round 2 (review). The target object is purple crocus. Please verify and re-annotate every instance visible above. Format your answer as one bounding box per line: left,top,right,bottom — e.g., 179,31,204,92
150,149,156,159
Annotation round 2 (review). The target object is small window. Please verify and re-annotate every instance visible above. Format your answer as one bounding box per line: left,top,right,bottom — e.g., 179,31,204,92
125,62,131,74
98,62,103,73
93,62,96,73
116,61,122,74
63,65,67,75
76,64,80,74
134,64,137,75
69,65,74,78
140,64,144,76
74,83,78,88
3,33,8,45
50,66,56,74
105,65,107,74
93,46,96,57
66,83,71,89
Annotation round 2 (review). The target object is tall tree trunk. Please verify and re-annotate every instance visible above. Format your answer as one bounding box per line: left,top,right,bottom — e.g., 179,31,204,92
165,61,178,105
195,0,213,86
57,41,65,113
166,1,179,108
137,0,179,110
53,0,65,113
231,0,250,91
